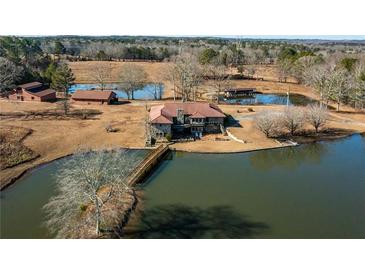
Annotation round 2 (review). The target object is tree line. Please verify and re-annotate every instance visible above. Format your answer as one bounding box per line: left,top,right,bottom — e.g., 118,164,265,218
8,35,365,66
0,36,75,97
255,105,329,138
272,46,365,110
302,56,365,110
2,36,364,110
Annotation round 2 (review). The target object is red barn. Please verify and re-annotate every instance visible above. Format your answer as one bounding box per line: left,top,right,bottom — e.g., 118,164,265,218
8,82,56,102
71,90,117,105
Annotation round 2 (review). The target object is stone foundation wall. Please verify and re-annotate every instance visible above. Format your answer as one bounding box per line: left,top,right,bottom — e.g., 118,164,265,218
150,124,171,139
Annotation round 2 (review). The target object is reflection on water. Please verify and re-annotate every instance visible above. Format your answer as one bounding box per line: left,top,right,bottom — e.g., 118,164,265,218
1,135,364,238
124,204,268,239
249,143,328,171
68,83,164,100
222,93,315,106
138,134,365,239
0,150,149,239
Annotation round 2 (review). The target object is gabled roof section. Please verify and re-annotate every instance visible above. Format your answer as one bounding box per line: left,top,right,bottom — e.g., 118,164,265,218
161,102,225,118
190,111,205,118
72,90,116,100
149,105,173,124
27,88,56,97
151,115,173,124
149,102,225,124
18,82,43,90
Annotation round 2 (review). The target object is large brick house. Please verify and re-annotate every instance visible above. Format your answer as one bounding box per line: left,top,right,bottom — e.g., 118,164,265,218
149,102,225,139
8,82,56,102
71,90,117,105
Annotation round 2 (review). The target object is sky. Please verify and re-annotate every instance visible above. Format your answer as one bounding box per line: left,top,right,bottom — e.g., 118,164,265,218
215,36,365,40
1,0,364,38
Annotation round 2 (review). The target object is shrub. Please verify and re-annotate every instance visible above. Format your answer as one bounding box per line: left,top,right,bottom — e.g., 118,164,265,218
166,133,172,142
254,111,281,138
281,106,305,135
306,104,328,133
80,204,87,212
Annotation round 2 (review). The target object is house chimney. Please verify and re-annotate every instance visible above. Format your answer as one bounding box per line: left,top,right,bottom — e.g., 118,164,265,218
177,108,184,124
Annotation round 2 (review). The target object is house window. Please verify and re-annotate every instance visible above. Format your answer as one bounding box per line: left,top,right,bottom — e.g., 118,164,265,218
31,97,34,100
17,96,20,99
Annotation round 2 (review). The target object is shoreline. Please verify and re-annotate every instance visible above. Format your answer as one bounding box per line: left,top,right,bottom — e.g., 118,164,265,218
1,131,360,192
170,142,297,154
0,146,153,191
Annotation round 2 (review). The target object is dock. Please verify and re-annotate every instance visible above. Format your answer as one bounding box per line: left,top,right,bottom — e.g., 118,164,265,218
126,144,170,186
224,88,257,98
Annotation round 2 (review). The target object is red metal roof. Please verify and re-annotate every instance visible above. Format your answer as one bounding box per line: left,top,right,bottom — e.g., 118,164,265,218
28,89,56,97
72,90,116,100
149,102,225,124
18,82,43,90
190,111,205,118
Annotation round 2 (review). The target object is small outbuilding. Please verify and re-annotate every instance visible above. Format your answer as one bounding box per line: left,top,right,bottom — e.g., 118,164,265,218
224,88,257,98
71,90,117,105
8,82,57,102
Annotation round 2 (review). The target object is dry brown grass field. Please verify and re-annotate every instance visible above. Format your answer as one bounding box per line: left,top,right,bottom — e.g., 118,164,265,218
0,100,148,189
67,61,295,99
68,61,175,98
1,62,365,188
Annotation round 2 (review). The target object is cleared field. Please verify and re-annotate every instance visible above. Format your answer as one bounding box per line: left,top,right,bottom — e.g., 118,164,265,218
68,61,169,83
229,64,298,83
67,61,296,100
0,100,147,189
68,61,175,98
1,63,364,188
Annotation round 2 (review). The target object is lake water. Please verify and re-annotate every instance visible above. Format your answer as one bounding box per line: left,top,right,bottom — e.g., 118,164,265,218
68,83,164,100
1,135,364,239
0,149,149,239
222,93,315,106
126,134,365,239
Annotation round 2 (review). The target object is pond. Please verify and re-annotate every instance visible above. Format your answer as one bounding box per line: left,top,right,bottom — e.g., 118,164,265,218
0,149,149,239
126,134,365,239
68,83,164,100
1,135,364,239
221,93,315,106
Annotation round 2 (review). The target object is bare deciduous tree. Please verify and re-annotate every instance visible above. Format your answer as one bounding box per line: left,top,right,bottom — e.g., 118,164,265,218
166,54,204,102
0,57,23,94
43,148,142,238
119,64,148,100
254,111,280,137
281,106,305,135
303,64,331,107
277,58,293,83
306,104,328,133
327,68,350,112
89,63,112,90
245,65,256,79
146,82,163,100
206,64,230,104
349,63,365,109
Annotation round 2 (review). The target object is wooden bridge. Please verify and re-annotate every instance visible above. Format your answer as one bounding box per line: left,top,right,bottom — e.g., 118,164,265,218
126,144,170,186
